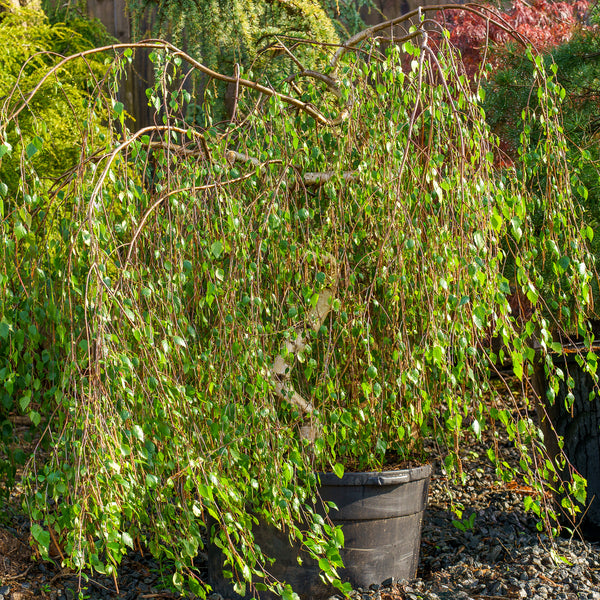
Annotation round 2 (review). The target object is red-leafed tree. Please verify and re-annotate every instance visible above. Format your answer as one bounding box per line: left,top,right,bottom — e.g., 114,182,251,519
436,0,591,77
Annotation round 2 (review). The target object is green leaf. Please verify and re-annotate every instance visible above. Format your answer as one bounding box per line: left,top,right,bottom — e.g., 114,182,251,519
577,184,588,201
333,526,344,546
510,216,522,242
234,582,247,597
558,256,570,272
340,411,353,427
146,473,159,487
29,411,41,427
0,142,12,158
26,142,40,159
132,424,145,442
31,524,50,554
14,223,27,240
512,353,523,380
333,463,344,479
173,336,187,348
19,394,31,411
318,557,330,572
198,483,214,502
473,231,485,249
452,519,465,531
210,240,224,258
472,306,486,330
181,537,197,557
491,210,503,232
122,531,134,549
0,320,10,340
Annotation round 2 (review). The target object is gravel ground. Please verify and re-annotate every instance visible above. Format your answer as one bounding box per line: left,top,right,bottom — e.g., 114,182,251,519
2,430,600,599
398,440,600,600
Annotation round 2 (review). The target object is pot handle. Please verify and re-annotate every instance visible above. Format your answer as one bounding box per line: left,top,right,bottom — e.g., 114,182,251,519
365,473,410,486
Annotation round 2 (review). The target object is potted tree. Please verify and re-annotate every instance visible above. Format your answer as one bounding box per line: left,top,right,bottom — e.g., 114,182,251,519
2,4,596,598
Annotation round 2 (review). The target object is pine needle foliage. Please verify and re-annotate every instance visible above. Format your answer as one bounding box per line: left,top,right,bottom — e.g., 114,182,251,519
0,7,112,193
127,0,340,75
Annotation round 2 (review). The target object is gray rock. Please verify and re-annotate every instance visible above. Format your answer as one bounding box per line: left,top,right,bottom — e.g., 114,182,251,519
489,582,508,596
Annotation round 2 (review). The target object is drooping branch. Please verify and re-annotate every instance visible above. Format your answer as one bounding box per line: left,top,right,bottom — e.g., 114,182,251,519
3,40,341,127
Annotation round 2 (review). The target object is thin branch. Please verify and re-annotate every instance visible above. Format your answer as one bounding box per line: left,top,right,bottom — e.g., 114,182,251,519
87,125,202,218
123,173,258,267
286,70,342,98
226,150,357,185
274,35,306,72
231,62,240,122
303,170,358,185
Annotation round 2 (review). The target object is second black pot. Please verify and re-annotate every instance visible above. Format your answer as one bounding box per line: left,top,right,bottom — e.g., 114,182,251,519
535,348,600,540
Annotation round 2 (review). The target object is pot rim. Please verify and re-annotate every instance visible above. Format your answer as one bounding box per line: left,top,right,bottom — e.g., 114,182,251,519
317,463,432,486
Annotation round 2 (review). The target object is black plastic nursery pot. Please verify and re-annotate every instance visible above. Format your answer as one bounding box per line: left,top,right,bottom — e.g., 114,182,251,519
207,463,432,600
535,347,600,540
